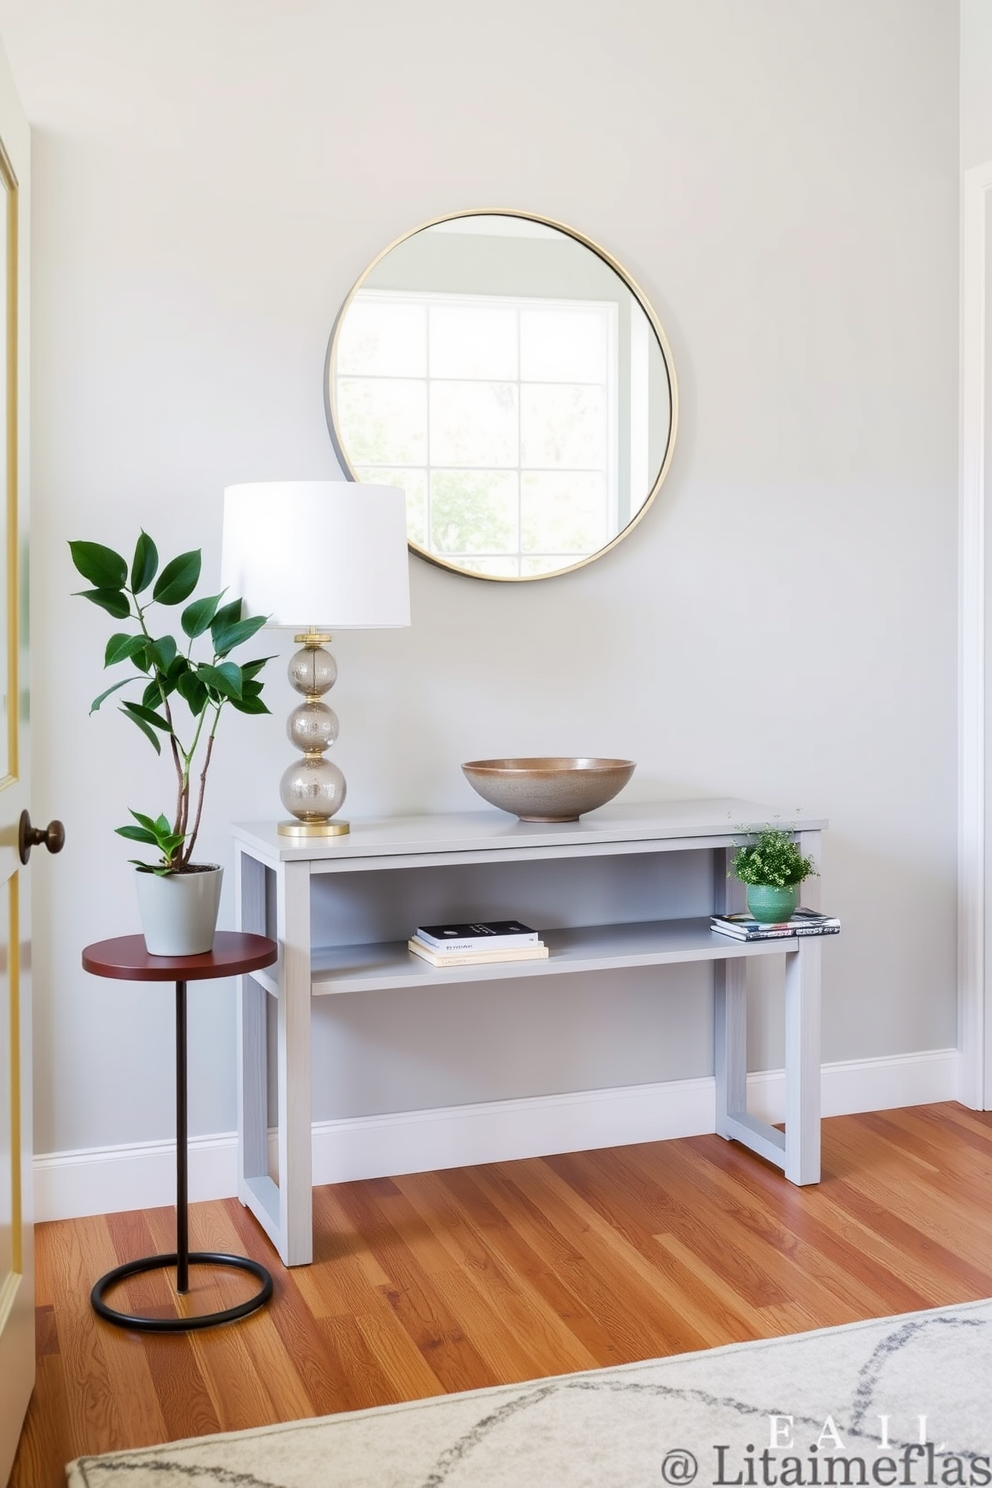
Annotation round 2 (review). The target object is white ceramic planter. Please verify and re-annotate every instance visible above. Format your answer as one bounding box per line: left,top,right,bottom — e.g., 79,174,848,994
134,864,224,956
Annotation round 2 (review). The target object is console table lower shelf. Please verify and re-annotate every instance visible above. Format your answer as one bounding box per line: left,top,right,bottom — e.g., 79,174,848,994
231,802,827,1267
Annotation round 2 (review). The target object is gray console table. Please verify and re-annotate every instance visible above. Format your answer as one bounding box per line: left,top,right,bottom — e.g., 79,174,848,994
232,799,826,1267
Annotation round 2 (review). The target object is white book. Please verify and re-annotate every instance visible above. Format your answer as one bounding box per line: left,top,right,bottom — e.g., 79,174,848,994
408,938,549,968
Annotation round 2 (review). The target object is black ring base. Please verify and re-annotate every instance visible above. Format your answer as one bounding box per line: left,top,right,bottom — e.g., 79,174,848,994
91,1251,273,1332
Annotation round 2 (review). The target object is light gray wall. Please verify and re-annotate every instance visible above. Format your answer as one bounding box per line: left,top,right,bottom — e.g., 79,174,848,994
0,0,960,1154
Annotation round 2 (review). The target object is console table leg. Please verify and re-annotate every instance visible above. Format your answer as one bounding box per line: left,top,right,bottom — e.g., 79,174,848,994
714,958,747,1136
176,978,189,1293
239,976,269,1191
784,941,821,1184
275,859,314,1267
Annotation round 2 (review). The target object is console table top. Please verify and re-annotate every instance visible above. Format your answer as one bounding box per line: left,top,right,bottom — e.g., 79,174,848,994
233,797,827,864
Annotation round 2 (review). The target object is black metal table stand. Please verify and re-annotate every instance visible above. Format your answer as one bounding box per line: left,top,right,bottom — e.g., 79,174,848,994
84,935,277,1332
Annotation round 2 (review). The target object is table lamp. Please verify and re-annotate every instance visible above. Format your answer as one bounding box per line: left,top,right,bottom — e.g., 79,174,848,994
220,480,410,836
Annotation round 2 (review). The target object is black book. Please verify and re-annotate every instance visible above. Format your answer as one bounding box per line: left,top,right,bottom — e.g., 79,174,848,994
712,908,840,941
416,920,539,951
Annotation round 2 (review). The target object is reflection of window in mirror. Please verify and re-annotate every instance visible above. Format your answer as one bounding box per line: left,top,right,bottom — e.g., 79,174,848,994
337,290,619,579
328,211,677,582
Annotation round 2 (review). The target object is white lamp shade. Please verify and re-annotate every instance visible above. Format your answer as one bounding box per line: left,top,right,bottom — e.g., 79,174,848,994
221,481,411,628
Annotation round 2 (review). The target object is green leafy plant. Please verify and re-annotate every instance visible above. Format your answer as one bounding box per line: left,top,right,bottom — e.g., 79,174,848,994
731,826,817,888
70,532,273,874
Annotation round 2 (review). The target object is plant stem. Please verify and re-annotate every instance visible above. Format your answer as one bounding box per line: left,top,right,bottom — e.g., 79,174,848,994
183,714,219,865
131,589,190,860
177,693,221,864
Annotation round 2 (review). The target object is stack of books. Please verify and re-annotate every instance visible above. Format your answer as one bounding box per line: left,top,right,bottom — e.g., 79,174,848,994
711,908,840,941
408,920,548,967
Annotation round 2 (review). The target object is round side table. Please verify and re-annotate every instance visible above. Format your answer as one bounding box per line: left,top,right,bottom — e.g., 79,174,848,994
82,931,278,1332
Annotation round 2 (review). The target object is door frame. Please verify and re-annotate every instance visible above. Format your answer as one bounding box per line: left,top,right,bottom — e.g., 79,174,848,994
959,160,992,1108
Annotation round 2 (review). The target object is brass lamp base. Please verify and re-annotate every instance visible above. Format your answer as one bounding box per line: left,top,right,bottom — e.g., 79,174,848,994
278,819,350,837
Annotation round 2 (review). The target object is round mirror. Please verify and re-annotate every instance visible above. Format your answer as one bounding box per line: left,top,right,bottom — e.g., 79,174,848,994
325,210,678,582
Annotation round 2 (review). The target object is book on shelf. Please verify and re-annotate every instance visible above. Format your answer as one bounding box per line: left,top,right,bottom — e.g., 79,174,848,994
414,920,540,952
711,908,840,941
407,937,549,968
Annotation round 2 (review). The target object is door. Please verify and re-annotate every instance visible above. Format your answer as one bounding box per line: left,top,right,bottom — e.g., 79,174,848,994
0,41,31,1488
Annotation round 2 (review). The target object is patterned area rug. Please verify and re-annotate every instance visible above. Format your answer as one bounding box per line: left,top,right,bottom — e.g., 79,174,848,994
68,1299,992,1488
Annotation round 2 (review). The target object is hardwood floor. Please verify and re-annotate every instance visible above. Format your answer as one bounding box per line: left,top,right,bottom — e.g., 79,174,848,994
12,1102,992,1488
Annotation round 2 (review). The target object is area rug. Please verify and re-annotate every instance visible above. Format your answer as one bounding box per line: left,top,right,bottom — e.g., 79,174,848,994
67,1299,992,1488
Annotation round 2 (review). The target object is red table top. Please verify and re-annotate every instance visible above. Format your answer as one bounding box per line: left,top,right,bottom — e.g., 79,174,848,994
82,931,278,982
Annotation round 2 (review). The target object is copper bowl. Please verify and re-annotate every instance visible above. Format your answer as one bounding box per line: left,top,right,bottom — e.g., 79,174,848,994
461,757,636,823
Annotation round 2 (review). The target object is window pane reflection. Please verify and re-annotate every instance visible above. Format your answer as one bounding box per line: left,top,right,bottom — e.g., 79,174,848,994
430,305,517,380
337,378,427,465
336,287,617,578
430,382,519,468
521,473,609,554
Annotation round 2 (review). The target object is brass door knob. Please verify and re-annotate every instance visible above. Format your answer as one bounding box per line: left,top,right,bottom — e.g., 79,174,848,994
18,810,66,865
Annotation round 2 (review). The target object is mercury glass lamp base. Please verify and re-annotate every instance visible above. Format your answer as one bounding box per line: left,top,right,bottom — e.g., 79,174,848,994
278,819,350,837
277,638,349,840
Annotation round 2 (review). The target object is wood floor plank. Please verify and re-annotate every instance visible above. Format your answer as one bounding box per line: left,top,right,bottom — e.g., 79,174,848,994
839,1108,992,1212
651,1230,833,1338
212,1194,347,1423
819,1136,992,1289
331,1181,503,1395
493,1157,712,1357
350,1307,449,1405
425,1264,566,1385
48,1215,132,1458
184,1203,315,1432
877,1105,992,1170
393,1169,599,1378
104,1208,186,1324
13,1105,992,1488
32,1226,58,1310
297,1185,402,1320
535,1151,771,1347
675,1131,984,1307
617,1138,927,1320
437,1164,634,1369
71,1218,170,1452
313,1314,409,1415
377,1266,503,1397
13,1354,72,1487
550,1145,804,1314
913,1102,992,1153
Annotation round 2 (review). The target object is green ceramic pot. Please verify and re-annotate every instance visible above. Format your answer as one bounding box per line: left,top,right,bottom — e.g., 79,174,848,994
746,882,799,923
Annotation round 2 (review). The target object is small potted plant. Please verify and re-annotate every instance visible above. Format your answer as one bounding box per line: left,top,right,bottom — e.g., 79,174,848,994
731,825,817,924
70,532,272,955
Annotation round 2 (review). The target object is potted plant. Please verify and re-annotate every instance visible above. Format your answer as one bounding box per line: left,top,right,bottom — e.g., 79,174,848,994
70,532,272,955
731,825,817,924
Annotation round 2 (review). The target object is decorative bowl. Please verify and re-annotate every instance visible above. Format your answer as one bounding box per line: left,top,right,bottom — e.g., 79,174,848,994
461,757,636,823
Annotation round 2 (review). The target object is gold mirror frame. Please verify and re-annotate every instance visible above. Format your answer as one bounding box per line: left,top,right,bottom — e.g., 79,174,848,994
325,208,679,582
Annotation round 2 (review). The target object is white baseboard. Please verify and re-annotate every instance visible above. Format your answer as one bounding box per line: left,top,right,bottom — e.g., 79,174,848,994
308,1074,717,1188
33,1131,239,1224
33,1047,961,1223
819,1046,961,1118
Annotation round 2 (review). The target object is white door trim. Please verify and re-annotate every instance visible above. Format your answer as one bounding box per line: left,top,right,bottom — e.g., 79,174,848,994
959,160,992,1108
